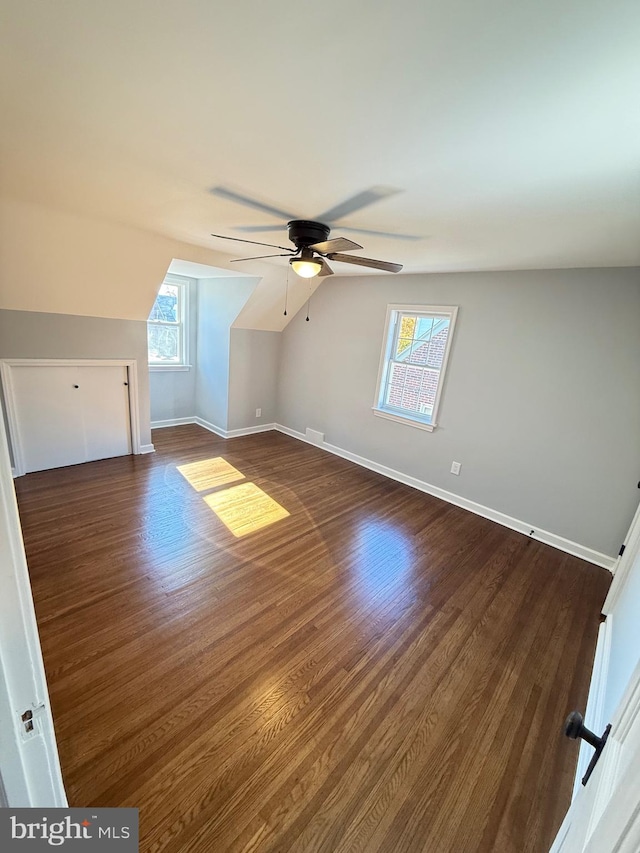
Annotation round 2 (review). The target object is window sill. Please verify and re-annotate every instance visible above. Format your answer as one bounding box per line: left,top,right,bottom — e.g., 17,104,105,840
149,364,192,372
372,407,437,432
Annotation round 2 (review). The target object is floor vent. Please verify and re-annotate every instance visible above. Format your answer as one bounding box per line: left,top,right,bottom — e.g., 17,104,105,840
305,428,324,445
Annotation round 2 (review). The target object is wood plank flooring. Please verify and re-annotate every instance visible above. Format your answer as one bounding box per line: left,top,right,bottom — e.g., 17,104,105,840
15,425,611,852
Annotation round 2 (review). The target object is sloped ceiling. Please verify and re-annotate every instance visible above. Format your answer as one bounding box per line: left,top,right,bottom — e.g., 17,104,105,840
0,198,317,329
0,0,638,324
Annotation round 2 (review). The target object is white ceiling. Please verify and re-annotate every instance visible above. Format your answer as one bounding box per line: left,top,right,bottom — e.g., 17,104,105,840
1,0,639,275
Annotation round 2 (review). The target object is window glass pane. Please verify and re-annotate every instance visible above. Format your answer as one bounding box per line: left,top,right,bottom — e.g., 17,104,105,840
396,337,413,358
399,315,417,340
407,341,430,365
415,316,435,340
426,319,450,369
419,368,438,414
385,361,407,407
400,366,423,413
149,283,179,323
148,324,180,363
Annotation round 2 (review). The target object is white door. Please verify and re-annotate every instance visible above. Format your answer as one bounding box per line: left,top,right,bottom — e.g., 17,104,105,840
78,365,132,461
550,661,640,852
4,362,132,474
0,402,66,806
550,511,640,853
9,365,85,473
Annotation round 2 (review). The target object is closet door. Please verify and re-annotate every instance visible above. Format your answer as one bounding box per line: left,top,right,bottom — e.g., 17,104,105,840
78,365,132,461
5,362,133,474
10,365,86,473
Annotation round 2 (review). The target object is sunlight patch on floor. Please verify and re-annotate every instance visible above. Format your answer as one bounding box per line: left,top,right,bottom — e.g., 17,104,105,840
204,482,290,537
177,457,245,492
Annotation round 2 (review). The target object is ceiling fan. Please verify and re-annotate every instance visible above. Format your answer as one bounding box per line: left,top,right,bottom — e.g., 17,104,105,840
210,185,412,278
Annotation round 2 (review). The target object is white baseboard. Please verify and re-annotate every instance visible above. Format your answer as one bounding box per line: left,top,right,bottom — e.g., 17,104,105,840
274,424,616,572
138,444,155,454
573,616,612,799
195,417,277,439
226,423,277,438
151,415,277,440
193,416,228,438
150,417,197,429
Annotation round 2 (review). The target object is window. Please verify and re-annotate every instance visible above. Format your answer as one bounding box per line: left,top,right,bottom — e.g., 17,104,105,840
373,304,458,431
147,276,190,369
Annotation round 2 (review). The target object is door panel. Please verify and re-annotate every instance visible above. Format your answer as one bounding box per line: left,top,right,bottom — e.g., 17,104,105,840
550,515,640,853
78,365,131,461
11,366,85,473
0,392,66,805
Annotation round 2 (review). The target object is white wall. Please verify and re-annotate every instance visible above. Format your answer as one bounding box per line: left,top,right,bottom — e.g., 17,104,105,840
0,309,152,447
277,267,640,558
195,277,258,430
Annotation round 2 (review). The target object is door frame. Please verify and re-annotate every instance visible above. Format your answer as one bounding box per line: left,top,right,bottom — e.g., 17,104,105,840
0,358,142,476
603,497,640,615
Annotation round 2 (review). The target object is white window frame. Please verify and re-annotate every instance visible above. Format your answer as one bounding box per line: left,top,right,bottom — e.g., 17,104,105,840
373,304,458,432
147,274,191,371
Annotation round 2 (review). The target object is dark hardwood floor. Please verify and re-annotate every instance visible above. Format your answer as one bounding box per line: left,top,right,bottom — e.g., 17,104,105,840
15,425,611,852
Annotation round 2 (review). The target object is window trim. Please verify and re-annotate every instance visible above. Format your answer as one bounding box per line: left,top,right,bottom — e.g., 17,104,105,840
147,274,191,371
372,303,458,432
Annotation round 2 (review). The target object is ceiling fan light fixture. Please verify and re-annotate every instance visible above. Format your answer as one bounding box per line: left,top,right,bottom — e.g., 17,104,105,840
290,256,322,278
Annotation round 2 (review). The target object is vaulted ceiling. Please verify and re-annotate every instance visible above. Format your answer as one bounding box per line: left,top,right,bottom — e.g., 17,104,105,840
1,0,639,280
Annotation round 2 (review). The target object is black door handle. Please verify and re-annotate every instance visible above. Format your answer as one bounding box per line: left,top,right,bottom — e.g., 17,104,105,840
73,384,79,389
564,711,611,785
124,382,129,386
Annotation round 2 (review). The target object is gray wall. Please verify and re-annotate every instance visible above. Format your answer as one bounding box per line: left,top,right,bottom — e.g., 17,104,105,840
0,309,152,446
149,279,197,422
277,267,640,557
148,278,280,432
228,329,280,430
195,277,257,430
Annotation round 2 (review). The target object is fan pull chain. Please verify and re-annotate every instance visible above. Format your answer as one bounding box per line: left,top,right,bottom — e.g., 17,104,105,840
283,266,289,316
305,281,311,322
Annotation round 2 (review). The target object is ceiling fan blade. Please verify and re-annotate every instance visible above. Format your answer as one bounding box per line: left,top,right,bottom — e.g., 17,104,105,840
230,253,294,262
339,225,422,241
233,224,288,233
309,237,363,254
209,186,299,221
211,233,293,252
327,253,403,273
314,186,401,223
318,259,334,277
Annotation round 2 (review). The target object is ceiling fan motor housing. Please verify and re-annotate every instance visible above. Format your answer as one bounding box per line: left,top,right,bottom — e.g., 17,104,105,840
287,220,330,249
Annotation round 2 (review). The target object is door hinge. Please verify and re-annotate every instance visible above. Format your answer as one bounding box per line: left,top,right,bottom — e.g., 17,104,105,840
20,703,45,737
619,544,626,557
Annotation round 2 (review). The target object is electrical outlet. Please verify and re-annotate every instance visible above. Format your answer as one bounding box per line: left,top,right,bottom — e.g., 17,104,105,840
255,408,262,418
450,461,461,475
